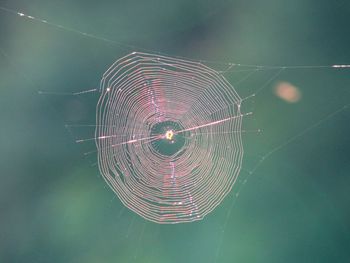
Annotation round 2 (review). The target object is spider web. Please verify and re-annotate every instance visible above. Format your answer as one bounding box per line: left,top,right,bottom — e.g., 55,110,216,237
94,52,245,224
0,4,349,263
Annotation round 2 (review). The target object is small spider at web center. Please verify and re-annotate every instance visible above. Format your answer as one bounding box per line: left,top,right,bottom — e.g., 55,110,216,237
165,130,174,141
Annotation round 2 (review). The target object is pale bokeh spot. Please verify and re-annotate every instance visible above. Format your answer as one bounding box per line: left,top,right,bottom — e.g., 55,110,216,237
274,81,301,103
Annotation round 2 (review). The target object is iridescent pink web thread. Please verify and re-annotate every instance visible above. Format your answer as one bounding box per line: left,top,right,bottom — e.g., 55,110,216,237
95,52,244,224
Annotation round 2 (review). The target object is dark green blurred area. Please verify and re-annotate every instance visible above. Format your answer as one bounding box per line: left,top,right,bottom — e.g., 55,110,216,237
0,0,349,262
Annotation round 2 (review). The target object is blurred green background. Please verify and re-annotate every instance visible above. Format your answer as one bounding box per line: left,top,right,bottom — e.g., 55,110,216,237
0,0,349,262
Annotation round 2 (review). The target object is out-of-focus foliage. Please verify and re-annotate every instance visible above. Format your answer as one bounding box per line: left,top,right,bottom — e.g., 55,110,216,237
0,0,349,262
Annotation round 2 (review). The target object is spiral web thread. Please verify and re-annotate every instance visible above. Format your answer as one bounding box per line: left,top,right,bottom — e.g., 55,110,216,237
95,52,245,224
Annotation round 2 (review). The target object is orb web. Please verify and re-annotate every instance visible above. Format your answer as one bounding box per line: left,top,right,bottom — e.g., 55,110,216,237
96,52,243,224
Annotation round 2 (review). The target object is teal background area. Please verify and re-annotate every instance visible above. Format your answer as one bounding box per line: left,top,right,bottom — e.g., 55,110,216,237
0,0,349,262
